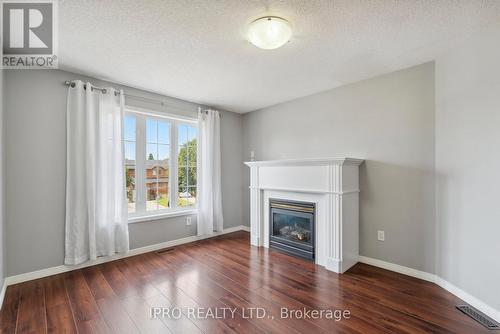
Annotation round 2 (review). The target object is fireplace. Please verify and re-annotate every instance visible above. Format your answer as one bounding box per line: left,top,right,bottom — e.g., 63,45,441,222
246,157,363,273
269,199,315,261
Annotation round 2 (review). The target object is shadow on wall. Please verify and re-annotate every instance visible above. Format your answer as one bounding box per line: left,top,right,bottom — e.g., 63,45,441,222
358,160,435,273
434,170,470,286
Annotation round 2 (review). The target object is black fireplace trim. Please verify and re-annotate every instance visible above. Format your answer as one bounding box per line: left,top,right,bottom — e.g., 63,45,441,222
269,198,315,261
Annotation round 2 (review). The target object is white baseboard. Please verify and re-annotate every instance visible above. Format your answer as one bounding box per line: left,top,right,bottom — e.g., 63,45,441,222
0,279,6,308
434,277,500,324
358,256,436,283
325,258,341,273
358,256,500,323
2,225,249,295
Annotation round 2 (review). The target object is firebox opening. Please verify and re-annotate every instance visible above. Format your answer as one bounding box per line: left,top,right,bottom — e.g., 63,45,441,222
269,199,315,261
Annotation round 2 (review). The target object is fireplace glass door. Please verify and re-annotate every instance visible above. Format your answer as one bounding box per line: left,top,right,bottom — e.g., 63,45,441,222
269,199,315,260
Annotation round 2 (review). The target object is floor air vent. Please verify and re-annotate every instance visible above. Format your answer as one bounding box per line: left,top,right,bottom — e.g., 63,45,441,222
456,305,500,330
155,248,174,254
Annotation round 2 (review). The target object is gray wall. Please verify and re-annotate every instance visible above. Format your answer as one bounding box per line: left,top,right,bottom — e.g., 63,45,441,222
435,25,500,311
4,69,244,276
0,63,4,284
243,63,436,273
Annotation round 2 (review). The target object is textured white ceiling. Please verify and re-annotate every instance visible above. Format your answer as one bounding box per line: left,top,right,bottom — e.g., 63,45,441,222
59,0,500,113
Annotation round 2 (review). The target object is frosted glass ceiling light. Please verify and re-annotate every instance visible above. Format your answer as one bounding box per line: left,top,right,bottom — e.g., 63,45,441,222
248,16,292,50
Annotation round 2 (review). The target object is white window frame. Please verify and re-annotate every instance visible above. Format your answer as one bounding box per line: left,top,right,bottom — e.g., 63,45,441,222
125,106,198,223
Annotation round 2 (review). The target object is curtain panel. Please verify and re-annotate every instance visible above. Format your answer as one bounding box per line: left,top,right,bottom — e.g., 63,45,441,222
65,80,129,265
197,109,224,235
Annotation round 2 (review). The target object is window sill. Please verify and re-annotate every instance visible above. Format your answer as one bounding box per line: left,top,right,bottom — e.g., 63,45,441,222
128,209,197,224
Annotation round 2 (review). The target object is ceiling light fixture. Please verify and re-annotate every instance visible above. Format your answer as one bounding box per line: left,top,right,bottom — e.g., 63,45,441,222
247,16,292,50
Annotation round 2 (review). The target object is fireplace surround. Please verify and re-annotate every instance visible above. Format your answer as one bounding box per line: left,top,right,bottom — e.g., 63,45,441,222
244,157,363,273
269,199,315,261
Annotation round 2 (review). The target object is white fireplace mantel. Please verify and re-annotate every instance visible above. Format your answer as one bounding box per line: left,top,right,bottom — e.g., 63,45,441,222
244,157,363,273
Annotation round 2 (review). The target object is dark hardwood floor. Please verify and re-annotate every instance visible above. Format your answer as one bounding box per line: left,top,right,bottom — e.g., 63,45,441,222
0,231,487,333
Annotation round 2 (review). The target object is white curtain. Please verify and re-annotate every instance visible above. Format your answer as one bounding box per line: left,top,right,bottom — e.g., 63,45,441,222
65,80,129,265
197,109,224,235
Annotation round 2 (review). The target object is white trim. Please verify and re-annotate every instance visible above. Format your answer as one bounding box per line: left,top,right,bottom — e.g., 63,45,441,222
358,256,436,282
128,209,197,223
0,280,6,309
246,159,361,274
126,105,198,123
1,225,249,291
125,109,198,219
240,225,250,232
170,122,179,208
358,256,500,323
248,186,360,195
326,258,341,273
244,157,364,167
434,277,500,324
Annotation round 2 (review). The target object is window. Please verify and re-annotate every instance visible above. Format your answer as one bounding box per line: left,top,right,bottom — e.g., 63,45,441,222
123,109,197,219
124,116,136,213
177,124,197,206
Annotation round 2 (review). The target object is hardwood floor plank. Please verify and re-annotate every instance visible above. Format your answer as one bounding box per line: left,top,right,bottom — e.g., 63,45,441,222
186,234,463,333
177,244,328,334
156,253,306,334
83,263,143,334
205,233,474,333
77,319,110,334
0,284,21,334
46,303,77,334
0,231,490,334
182,250,330,334
145,294,202,334
95,297,140,334
16,280,47,334
185,239,373,333
63,271,110,334
114,258,161,299
121,296,174,334
81,266,115,301
146,278,236,334
44,274,77,333
44,275,69,309
218,292,302,334
98,261,143,299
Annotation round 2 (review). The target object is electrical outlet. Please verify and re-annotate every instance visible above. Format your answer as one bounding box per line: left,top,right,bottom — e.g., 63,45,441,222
250,150,255,161
186,217,192,226
377,230,385,241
